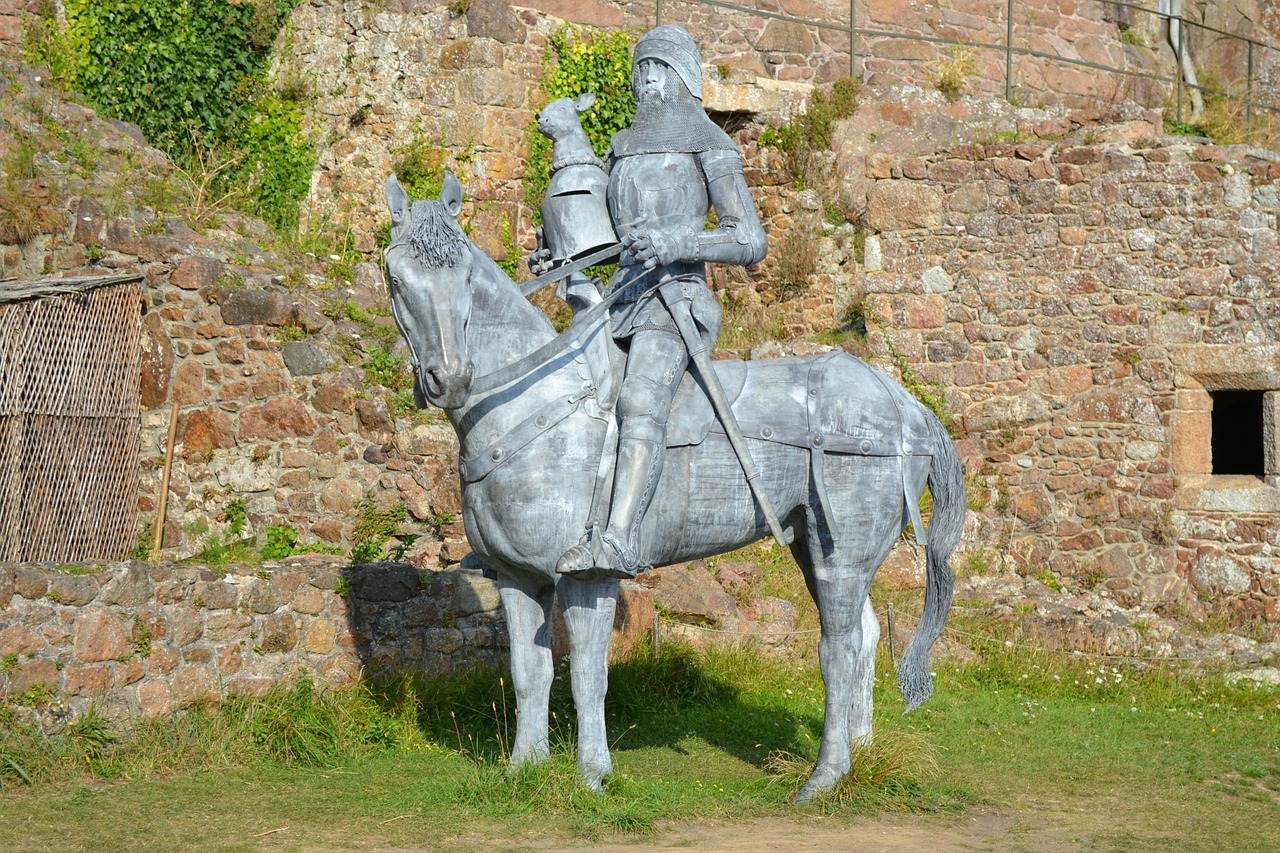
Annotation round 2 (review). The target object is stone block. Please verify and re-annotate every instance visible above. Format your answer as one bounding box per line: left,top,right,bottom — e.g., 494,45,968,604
242,578,284,614
74,610,130,663
63,664,112,697
465,0,523,43
172,665,220,709
865,181,943,232
138,681,172,717
647,562,740,628
47,574,97,607
171,257,223,291
192,580,239,611
0,624,44,656
14,567,49,600
459,68,527,108
291,587,325,615
1171,409,1211,474
282,342,332,376
100,563,155,608
394,423,458,457
204,613,253,641
219,290,291,326
356,397,395,443
1265,391,1280,478
354,563,419,601
259,613,298,653
10,659,58,698
1190,548,1253,597
448,569,500,615
240,398,318,440
304,619,337,655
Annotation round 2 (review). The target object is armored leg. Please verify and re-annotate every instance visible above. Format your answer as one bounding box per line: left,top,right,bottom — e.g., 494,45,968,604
557,327,686,578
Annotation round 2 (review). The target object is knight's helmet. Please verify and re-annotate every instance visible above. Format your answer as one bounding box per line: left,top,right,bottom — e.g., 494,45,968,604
539,159,618,265
632,24,702,100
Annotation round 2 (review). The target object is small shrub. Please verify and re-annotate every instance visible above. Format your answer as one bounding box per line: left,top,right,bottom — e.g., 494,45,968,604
261,525,299,560
774,223,820,300
362,345,410,390
225,498,249,537
929,45,979,98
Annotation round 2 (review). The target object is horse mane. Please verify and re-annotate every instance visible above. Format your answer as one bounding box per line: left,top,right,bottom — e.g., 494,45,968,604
401,199,468,268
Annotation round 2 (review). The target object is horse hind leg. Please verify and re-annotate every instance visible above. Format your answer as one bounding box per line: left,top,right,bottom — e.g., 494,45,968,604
497,573,555,770
795,568,873,803
557,574,620,793
851,595,880,746
793,471,899,802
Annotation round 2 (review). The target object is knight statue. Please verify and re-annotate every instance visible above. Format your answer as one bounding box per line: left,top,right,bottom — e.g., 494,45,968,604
540,25,769,579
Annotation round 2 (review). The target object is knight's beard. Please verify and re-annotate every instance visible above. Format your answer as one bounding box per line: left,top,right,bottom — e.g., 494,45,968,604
637,85,667,105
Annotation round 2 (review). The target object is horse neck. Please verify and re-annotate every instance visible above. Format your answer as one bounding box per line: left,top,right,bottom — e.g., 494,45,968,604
462,245,558,380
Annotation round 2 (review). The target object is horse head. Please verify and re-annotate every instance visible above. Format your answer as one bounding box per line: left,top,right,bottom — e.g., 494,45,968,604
384,172,476,411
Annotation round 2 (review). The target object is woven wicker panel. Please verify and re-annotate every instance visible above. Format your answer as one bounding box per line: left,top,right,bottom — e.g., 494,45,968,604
0,299,29,418
0,417,21,560
0,283,142,561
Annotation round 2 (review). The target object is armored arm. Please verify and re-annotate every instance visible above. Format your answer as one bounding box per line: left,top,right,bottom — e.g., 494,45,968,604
696,148,767,266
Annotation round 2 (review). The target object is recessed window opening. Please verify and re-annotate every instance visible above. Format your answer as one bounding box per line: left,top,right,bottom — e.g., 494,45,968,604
1210,390,1265,476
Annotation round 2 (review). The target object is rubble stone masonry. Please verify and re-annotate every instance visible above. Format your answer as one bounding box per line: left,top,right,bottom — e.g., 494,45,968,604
862,136,1280,627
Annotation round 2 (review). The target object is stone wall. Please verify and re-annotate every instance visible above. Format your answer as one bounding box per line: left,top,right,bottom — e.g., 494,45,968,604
284,0,1200,256
0,559,511,727
861,135,1280,633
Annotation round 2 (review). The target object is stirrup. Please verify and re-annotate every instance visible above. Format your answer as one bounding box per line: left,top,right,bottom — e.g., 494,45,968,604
555,531,639,580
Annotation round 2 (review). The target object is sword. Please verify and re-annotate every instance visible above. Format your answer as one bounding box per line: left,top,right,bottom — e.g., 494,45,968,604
657,281,791,548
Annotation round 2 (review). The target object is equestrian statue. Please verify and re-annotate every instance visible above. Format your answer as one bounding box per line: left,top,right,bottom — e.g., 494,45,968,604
382,24,964,802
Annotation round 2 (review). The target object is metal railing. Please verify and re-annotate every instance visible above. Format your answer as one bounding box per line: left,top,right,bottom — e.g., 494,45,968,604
653,0,1279,141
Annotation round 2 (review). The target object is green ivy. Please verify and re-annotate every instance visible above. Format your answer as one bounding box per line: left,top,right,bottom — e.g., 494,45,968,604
524,26,636,222
52,0,295,153
27,0,315,235
229,93,314,232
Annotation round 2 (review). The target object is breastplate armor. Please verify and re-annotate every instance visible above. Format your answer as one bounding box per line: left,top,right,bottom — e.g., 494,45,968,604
608,152,709,238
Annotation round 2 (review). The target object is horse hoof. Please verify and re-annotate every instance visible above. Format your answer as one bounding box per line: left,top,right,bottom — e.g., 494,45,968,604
580,764,611,795
795,766,842,803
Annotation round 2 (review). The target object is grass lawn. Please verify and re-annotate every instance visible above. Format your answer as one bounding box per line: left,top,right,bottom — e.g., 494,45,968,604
3,624,1277,852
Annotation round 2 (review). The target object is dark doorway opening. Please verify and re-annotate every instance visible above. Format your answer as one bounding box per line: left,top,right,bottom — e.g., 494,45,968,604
1210,390,1265,476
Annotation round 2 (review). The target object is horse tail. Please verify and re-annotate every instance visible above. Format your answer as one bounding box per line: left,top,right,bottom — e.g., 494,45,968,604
897,409,964,712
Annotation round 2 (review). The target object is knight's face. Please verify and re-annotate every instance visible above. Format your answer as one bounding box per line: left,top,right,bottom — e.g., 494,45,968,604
634,58,672,104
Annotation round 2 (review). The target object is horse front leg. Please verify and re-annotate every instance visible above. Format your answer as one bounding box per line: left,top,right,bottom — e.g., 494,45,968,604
497,572,555,770
557,574,620,793
798,573,871,803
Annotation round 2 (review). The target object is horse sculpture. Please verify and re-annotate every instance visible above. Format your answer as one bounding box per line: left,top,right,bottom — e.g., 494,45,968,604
382,172,965,802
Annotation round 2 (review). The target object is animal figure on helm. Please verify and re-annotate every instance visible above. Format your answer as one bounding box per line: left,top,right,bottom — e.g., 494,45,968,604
546,25,768,579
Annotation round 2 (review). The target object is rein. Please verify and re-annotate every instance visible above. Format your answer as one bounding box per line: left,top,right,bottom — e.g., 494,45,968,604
385,235,655,403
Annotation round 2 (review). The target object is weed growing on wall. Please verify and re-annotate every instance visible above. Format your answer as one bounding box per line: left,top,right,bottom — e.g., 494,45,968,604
759,78,858,189
229,92,315,233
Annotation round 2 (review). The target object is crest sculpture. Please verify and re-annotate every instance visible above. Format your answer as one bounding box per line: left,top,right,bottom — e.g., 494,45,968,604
382,25,964,802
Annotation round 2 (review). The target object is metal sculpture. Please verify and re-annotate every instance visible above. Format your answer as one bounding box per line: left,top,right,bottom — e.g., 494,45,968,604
382,165,965,800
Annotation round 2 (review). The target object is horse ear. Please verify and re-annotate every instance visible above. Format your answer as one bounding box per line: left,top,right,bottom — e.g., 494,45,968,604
574,92,596,113
385,174,409,225
440,172,463,218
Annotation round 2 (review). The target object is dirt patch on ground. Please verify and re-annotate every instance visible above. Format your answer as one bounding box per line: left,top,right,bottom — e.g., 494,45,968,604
364,807,1109,853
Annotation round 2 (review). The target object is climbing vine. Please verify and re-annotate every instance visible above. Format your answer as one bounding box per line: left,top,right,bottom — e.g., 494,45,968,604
524,26,636,221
